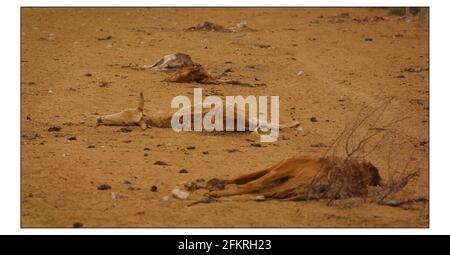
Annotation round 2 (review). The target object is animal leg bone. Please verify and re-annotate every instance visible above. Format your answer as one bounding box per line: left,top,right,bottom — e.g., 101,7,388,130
96,92,146,129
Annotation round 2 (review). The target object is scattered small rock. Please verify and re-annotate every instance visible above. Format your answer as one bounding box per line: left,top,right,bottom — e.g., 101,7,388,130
72,222,83,228
99,81,112,87
310,117,318,122
409,99,424,106
84,73,92,77
144,153,148,157
364,38,373,42
87,144,95,148
186,146,196,150
67,136,77,141
250,143,262,147
123,180,132,185
119,127,132,133
418,140,428,146
97,184,112,190
202,151,209,155
150,185,158,192
179,169,189,174
154,160,169,166
48,126,61,132
98,35,112,41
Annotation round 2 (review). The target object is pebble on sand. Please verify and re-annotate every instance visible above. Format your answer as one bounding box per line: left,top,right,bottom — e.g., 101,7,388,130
72,222,83,228
48,126,61,132
97,184,112,190
179,169,189,174
154,160,169,166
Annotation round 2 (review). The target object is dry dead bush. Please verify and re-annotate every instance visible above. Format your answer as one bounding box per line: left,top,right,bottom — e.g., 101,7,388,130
317,98,423,206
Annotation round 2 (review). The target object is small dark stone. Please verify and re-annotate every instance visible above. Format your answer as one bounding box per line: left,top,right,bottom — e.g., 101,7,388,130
144,153,148,157
310,117,318,122
186,146,196,150
123,180,132,185
202,151,209,155
154,160,168,166
99,81,112,87
48,126,61,132
250,143,262,147
87,144,95,148
150,185,158,192
84,73,92,77
144,148,150,151
365,38,373,42
119,127,132,133
97,184,111,190
67,136,77,141
73,222,83,228
179,169,189,174
98,35,112,40
419,140,428,146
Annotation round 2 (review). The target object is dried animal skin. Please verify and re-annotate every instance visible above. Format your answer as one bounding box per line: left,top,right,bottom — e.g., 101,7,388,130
149,53,199,71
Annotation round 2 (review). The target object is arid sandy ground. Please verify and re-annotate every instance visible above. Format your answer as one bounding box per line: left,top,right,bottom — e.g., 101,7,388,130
21,8,429,227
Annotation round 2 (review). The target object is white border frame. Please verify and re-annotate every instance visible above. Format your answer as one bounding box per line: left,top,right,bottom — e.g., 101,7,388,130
2,0,448,235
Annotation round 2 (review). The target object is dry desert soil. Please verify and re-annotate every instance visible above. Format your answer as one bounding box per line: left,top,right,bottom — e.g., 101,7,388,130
21,8,429,227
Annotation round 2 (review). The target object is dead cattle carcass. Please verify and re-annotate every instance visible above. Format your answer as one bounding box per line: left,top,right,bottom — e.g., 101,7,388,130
205,156,382,201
